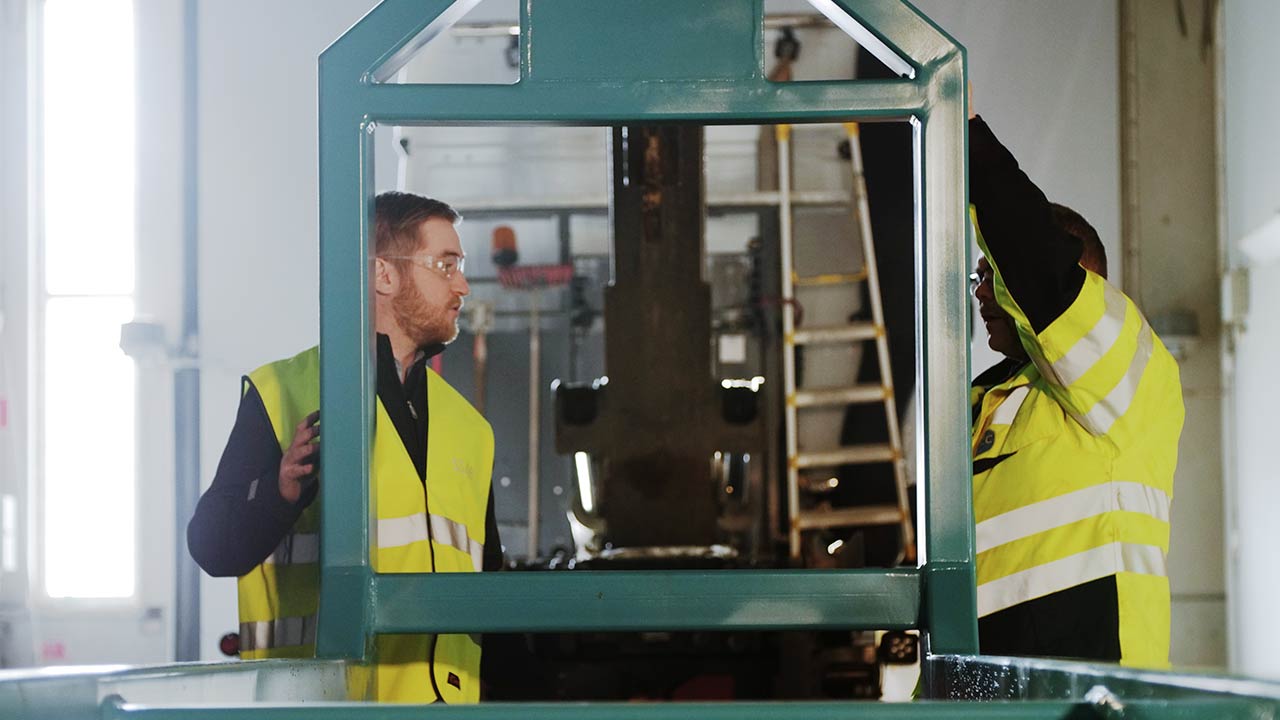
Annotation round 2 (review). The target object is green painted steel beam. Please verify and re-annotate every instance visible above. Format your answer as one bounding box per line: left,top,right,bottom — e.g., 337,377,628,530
314,93,375,660
372,569,920,634
317,0,977,661
922,562,977,655
355,79,928,125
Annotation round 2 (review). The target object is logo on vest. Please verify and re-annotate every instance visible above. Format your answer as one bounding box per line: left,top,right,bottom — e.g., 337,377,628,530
976,429,996,455
452,457,476,480
447,672,461,690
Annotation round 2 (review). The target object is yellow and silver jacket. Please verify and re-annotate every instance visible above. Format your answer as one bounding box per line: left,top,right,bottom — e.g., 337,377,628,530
972,218,1184,668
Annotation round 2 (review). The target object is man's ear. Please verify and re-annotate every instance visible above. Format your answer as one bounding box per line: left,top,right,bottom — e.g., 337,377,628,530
373,256,399,297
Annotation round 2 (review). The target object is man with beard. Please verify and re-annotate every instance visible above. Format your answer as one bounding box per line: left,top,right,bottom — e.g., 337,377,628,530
966,94,1184,667
188,191,499,702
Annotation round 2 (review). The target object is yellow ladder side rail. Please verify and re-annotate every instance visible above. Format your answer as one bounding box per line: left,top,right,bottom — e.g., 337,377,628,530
844,122,917,562
776,124,804,559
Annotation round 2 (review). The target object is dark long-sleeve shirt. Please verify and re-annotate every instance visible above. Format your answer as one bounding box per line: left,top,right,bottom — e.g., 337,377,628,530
187,335,502,578
969,116,1085,336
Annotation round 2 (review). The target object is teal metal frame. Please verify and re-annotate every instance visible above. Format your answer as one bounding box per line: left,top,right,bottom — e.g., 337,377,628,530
6,2,1280,718
316,0,976,666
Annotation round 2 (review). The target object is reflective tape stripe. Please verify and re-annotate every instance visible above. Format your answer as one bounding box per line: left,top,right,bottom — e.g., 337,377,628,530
976,482,1171,554
1048,281,1129,388
262,532,319,566
239,614,317,652
429,513,485,573
1081,320,1155,435
379,512,430,549
990,386,1029,426
379,512,484,572
977,542,1166,617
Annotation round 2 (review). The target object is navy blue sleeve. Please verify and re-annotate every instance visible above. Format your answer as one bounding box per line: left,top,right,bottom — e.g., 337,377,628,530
482,486,503,571
186,380,318,578
970,116,1086,333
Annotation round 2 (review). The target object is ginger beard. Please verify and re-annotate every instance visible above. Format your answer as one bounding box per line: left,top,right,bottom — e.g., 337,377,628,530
392,271,461,347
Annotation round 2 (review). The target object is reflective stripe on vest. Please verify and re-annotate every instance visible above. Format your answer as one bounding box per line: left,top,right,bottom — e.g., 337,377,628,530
1078,320,1155,435
378,512,484,572
977,542,1167,617
1043,280,1129,389
975,481,1170,554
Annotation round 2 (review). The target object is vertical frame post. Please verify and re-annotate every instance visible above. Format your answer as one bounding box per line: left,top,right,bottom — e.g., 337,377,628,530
916,54,978,655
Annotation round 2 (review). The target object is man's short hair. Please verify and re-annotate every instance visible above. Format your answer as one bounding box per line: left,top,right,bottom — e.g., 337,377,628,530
1050,202,1108,279
374,191,460,257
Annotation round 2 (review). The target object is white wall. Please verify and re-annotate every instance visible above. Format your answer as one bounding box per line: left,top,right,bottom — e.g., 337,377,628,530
1223,0,1280,681
0,0,36,667
194,0,523,660
195,0,384,660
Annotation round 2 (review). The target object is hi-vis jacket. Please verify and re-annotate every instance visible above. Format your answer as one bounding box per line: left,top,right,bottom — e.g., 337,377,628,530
969,117,1184,668
236,346,494,703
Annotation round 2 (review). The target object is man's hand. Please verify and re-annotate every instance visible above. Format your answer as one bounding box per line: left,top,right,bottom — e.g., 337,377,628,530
967,81,976,120
279,410,319,504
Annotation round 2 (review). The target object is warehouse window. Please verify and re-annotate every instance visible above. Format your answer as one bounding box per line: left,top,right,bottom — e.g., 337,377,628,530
36,0,137,599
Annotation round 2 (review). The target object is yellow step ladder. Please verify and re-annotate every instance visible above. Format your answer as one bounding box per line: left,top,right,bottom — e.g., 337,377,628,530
777,122,916,564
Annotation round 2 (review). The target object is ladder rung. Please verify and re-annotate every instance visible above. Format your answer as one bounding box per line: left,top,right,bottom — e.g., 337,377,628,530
790,190,852,207
791,385,887,408
793,444,897,469
796,504,904,530
792,271,868,287
791,322,879,345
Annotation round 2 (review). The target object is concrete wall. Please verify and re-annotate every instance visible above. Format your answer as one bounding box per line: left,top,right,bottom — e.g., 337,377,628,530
1118,0,1224,669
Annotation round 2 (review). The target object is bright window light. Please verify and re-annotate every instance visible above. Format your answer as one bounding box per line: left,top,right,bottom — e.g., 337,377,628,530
574,452,594,513
40,0,138,600
42,299,136,599
42,0,136,296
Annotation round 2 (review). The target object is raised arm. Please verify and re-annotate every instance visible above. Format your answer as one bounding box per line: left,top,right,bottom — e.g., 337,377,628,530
968,116,1180,447
969,115,1085,333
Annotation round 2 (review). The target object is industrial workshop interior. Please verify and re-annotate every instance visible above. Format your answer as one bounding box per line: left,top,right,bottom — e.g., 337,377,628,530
2,0,1280,716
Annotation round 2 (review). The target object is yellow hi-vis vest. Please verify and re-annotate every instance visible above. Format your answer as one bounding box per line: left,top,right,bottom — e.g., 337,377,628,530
972,216,1184,668
235,346,494,703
